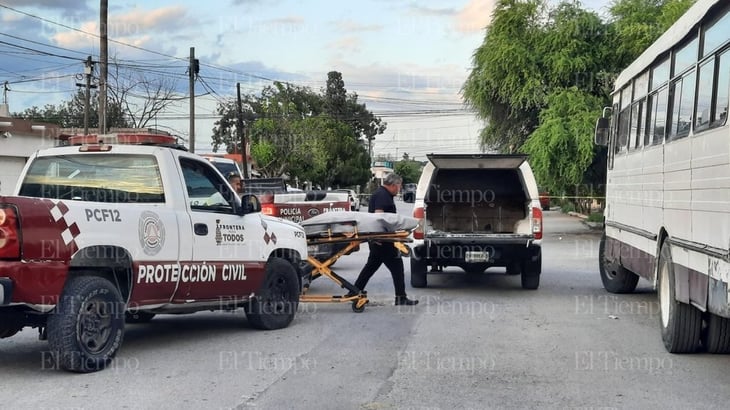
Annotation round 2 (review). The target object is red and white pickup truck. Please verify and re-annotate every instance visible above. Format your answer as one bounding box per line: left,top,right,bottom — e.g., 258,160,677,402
243,178,351,223
0,133,309,372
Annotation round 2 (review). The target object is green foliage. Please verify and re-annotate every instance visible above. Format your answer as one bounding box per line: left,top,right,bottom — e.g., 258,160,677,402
522,87,603,196
394,160,422,184
608,0,695,67
212,73,380,189
559,200,576,213
464,0,693,211
586,212,604,223
13,91,129,129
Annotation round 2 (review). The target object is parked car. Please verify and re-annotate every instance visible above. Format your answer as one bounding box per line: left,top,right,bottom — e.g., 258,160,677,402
410,154,543,289
538,188,550,211
402,183,417,203
334,189,361,211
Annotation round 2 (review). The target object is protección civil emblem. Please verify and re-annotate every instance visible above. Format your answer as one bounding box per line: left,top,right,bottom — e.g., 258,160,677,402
139,211,165,255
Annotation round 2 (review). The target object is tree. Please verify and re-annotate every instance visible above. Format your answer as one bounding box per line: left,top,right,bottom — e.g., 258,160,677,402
394,160,422,184
13,90,129,129
106,59,179,129
213,74,379,189
322,71,387,151
608,0,695,68
462,0,693,211
521,87,603,212
462,0,545,152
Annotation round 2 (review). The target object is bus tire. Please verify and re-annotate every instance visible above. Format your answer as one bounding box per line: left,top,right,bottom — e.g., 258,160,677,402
658,241,701,353
599,234,639,293
704,313,730,354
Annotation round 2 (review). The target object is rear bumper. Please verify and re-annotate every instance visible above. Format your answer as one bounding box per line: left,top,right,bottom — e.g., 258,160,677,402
0,277,13,305
412,237,540,267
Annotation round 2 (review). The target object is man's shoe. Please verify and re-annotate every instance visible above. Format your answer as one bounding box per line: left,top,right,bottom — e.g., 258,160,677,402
395,296,419,306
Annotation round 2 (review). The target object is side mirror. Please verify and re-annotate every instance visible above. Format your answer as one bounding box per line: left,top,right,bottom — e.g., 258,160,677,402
594,117,609,146
239,194,261,214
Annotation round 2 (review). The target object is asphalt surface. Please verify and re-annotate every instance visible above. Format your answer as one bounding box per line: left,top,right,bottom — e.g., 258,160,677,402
2,203,730,409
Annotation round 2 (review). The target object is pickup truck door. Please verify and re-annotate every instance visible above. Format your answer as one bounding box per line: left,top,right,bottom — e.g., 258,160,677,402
174,157,264,302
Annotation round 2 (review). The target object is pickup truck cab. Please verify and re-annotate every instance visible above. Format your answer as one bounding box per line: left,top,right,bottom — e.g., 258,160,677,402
410,154,543,289
0,133,309,372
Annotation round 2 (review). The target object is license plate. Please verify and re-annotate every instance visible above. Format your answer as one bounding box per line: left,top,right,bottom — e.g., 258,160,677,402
465,251,489,263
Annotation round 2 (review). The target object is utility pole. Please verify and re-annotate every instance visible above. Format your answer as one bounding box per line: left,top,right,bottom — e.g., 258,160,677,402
98,0,108,133
75,56,95,135
236,82,249,178
189,47,197,152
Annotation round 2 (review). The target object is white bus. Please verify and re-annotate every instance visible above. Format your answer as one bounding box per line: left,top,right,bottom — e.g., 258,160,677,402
595,0,730,354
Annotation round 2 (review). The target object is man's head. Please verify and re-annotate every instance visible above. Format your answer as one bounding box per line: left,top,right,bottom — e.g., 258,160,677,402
382,173,403,196
228,172,243,194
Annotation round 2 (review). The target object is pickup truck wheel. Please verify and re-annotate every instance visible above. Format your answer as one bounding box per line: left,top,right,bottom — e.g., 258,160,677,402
410,258,428,288
0,324,23,339
245,258,300,330
521,273,540,290
701,313,730,353
658,241,701,353
125,311,156,324
47,276,125,373
599,234,639,293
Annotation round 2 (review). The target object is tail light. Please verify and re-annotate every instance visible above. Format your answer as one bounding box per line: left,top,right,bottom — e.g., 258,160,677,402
0,205,21,259
413,206,425,239
531,207,543,240
258,194,278,216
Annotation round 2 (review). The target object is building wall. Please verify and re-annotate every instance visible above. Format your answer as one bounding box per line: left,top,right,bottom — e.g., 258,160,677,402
0,117,60,195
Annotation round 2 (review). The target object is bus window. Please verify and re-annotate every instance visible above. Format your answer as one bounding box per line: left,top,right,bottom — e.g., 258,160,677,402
714,50,729,127
668,70,696,140
702,11,730,57
617,107,630,152
629,100,645,150
695,57,715,131
648,87,668,145
674,36,698,76
651,58,670,90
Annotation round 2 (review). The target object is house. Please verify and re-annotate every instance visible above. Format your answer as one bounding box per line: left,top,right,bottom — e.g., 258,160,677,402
0,104,61,195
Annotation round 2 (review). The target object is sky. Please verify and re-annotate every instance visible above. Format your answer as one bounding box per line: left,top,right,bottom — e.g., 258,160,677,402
0,0,610,161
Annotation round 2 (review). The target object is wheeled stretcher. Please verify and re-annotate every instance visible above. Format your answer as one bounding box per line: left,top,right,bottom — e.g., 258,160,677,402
299,212,417,312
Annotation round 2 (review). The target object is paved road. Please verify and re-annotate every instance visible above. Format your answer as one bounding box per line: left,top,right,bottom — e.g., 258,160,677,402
2,203,730,409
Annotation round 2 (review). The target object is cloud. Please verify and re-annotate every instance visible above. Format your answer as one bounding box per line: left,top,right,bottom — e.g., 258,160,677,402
406,4,457,17
51,6,190,49
327,36,363,54
454,0,496,33
0,0,83,11
334,20,384,33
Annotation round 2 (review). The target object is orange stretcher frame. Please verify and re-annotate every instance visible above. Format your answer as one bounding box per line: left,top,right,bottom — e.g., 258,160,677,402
300,222,412,313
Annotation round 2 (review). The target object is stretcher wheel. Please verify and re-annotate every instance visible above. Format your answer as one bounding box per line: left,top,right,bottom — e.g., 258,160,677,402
352,301,366,313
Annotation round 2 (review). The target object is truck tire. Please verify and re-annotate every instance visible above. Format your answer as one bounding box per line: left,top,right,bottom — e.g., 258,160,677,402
47,276,125,372
521,255,541,289
0,325,22,339
658,241,701,353
521,273,540,290
410,258,428,288
703,313,730,353
245,258,300,330
599,234,639,293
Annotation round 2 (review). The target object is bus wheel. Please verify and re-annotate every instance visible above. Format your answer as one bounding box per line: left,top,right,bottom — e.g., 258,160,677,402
703,313,730,353
599,234,639,293
658,241,701,353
